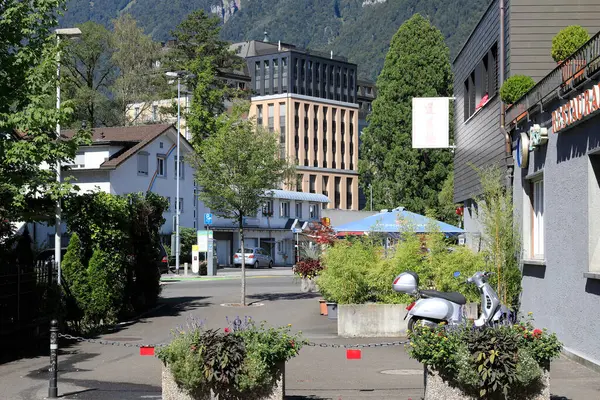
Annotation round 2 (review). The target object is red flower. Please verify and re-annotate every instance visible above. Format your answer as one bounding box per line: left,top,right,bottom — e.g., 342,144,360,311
533,329,543,337
224,327,230,333
290,340,295,347
190,345,197,351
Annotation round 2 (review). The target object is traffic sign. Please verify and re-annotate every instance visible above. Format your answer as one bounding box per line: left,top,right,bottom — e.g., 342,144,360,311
204,213,213,225
293,228,303,233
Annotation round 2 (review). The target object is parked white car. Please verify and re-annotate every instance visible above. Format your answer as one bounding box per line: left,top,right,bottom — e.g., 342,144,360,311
233,247,273,269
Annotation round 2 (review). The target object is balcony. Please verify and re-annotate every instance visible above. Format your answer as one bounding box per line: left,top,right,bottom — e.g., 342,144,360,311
506,30,600,126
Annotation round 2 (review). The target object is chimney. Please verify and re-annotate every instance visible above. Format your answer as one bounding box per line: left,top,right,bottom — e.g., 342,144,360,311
263,31,269,43
330,50,333,59
278,40,281,51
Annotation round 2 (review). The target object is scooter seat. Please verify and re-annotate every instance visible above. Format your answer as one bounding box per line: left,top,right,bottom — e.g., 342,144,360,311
420,290,467,305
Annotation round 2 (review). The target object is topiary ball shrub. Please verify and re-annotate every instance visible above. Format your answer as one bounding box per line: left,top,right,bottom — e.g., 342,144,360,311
551,25,590,62
500,75,535,105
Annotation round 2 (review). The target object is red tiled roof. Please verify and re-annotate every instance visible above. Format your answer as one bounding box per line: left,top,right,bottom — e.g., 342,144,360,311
62,124,174,169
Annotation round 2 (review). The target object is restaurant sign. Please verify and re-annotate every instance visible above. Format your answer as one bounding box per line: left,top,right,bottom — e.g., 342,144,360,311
552,82,600,133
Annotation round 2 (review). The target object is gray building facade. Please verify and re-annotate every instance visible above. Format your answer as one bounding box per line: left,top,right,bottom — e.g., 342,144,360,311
453,0,600,248
507,30,600,365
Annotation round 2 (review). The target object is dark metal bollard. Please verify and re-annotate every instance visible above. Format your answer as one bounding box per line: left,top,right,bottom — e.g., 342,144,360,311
48,319,59,398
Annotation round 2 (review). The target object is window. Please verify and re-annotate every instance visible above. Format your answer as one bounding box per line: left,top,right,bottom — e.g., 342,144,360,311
174,156,184,179
157,156,166,177
309,203,319,220
530,178,544,259
280,201,290,218
296,174,303,192
334,177,341,209
264,60,270,91
268,103,274,131
322,176,329,197
295,202,303,219
464,43,498,121
263,200,274,216
309,175,316,193
346,177,353,209
177,197,184,213
257,105,263,126
137,152,149,175
255,61,261,91
273,59,279,93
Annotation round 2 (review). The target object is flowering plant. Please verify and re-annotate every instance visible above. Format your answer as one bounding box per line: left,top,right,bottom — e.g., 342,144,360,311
158,316,305,397
408,314,562,399
293,258,323,279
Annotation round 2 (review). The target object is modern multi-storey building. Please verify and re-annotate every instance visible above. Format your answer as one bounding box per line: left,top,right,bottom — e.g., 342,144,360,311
232,40,362,210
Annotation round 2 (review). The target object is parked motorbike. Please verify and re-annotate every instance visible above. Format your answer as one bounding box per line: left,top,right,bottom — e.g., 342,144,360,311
392,270,514,331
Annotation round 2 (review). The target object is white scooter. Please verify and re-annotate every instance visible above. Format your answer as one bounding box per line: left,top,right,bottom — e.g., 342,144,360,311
392,271,513,330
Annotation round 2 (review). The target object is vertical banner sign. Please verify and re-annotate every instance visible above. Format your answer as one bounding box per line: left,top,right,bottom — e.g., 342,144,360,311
412,97,450,148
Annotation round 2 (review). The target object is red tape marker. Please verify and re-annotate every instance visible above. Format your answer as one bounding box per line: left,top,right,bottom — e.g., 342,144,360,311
140,346,155,356
346,349,361,360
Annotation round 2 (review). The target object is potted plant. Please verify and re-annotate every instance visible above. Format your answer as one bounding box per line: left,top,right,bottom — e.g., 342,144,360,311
293,246,323,293
158,317,305,400
408,314,562,400
551,25,589,84
500,75,535,121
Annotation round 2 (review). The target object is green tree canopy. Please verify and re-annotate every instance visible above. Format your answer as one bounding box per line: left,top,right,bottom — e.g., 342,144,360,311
192,103,293,304
359,13,453,217
170,10,243,145
0,0,90,235
63,21,115,127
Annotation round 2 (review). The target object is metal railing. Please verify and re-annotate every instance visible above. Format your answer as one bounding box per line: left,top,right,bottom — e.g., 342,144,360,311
506,30,600,124
0,261,58,336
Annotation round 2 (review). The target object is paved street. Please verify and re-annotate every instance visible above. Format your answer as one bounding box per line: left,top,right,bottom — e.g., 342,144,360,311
0,268,599,399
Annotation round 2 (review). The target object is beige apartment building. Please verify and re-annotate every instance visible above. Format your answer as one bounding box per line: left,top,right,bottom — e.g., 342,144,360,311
250,95,359,210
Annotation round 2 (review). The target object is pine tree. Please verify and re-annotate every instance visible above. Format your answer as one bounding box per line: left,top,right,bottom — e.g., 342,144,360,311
359,14,453,216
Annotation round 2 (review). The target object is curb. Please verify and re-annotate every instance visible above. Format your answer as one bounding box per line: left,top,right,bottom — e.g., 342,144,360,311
160,275,286,282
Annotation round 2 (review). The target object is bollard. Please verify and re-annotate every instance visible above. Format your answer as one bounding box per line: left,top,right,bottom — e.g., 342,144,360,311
48,319,59,398
184,262,188,276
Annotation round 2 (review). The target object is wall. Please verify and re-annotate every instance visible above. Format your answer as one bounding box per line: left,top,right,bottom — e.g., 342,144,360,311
68,170,111,193
453,0,506,204
513,86,600,365
509,0,600,82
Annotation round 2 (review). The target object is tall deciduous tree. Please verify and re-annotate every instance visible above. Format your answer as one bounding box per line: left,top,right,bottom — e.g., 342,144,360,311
63,21,115,127
0,0,90,239
170,10,242,146
359,14,453,217
110,14,165,126
192,103,293,305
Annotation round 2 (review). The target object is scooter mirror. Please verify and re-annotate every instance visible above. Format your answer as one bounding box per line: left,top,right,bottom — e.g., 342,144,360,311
453,271,461,277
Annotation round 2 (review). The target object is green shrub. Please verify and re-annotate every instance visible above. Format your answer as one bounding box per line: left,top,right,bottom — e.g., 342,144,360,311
317,240,377,304
179,227,197,264
551,25,589,62
86,248,126,326
158,320,304,398
408,320,562,399
61,233,90,323
499,75,535,104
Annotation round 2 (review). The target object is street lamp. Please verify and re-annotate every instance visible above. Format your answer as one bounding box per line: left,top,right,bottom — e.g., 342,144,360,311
165,71,193,273
54,27,81,287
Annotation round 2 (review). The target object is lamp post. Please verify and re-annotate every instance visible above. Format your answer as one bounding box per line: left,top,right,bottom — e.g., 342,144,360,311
165,71,194,273
54,28,81,285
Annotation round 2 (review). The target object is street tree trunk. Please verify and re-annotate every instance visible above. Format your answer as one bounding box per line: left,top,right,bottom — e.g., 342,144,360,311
239,215,246,306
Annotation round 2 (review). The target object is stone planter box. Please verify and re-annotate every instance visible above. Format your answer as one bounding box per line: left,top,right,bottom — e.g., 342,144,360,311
300,278,318,293
162,363,285,400
338,303,479,338
425,368,550,400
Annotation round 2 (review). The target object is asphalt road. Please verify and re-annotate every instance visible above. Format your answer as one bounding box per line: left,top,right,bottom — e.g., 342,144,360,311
0,269,598,399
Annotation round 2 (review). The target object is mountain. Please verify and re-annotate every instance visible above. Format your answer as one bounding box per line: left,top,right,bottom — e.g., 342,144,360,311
60,0,490,80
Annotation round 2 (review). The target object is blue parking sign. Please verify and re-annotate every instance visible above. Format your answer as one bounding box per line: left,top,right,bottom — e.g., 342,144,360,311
204,213,213,225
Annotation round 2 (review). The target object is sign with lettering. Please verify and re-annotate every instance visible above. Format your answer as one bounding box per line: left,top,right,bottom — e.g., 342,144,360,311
552,83,600,133
528,124,548,150
412,97,451,148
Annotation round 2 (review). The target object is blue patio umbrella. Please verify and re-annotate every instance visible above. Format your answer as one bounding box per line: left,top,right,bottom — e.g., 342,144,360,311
334,207,464,236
